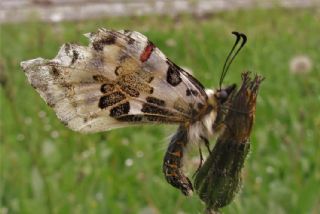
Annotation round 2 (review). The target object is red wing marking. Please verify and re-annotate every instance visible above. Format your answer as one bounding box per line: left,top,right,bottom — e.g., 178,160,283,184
140,42,155,62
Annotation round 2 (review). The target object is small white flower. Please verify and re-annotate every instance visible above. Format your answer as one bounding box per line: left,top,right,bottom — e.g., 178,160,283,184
38,111,46,118
50,13,63,23
24,117,32,125
289,55,313,74
266,166,274,174
0,208,8,214
121,138,129,146
125,158,134,167
50,130,59,138
95,192,103,201
100,148,111,160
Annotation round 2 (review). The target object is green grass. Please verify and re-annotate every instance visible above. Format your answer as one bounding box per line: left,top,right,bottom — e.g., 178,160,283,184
1,8,320,214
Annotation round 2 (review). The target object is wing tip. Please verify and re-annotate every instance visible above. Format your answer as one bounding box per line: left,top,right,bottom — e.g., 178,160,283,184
20,58,46,72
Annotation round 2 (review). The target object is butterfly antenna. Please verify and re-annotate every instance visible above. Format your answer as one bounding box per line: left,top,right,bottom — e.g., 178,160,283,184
219,32,247,90
219,32,240,90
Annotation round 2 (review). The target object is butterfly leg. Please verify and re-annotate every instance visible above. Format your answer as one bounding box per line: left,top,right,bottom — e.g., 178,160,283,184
193,136,210,178
192,145,204,178
163,125,193,196
201,136,211,154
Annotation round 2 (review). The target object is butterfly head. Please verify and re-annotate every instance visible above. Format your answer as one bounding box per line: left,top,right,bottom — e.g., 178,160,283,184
214,84,236,104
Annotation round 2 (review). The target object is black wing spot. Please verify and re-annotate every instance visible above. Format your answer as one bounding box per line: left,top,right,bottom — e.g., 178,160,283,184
98,92,126,109
93,35,116,51
197,103,204,110
93,75,108,82
142,103,173,116
116,115,143,122
146,96,165,106
166,60,182,86
189,104,199,117
119,53,129,62
71,50,79,64
114,66,121,76
145,115,167,122
147,76,154,83
186,89,199,96
120,85,140,97
64,43,71,54
123,30,135,44
100,83,114,94
128,37,135,45
110,102,130,117
51,67,60,76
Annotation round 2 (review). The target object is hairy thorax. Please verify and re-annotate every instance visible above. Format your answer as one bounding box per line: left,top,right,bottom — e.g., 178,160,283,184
187,88,219,144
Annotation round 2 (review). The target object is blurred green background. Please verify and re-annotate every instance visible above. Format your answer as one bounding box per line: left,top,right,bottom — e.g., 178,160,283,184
1,7,320,214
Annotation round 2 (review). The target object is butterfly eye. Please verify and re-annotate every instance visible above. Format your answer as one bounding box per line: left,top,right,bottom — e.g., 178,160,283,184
217,91,228,104
216,84,236,104
219,90,228,100
214,90,227,103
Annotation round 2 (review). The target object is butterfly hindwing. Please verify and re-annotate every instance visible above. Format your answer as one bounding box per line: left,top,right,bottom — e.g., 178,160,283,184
21,29,208,133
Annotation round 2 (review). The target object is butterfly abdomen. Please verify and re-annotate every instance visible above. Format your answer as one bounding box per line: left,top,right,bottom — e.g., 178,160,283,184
163,125,193,196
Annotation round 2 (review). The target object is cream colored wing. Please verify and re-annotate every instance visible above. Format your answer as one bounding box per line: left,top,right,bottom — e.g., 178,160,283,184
21,29,208,133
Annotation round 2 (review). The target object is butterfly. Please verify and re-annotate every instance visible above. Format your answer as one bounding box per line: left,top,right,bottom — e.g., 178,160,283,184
21,29,247,196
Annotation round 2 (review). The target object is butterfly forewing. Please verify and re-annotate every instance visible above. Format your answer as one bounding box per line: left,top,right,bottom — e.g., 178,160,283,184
21,29,208,133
